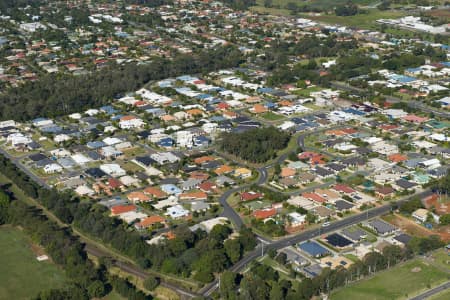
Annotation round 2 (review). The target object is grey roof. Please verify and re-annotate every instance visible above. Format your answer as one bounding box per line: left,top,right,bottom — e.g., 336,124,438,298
57,157,76,168
334,200,354,211
368,219,397,235
181,178,203,190
394,233,412,245
314,166,335,177
326,163,346,172
341,228,367,242
190,201,210,212
395,179,417,189
341,157,366,166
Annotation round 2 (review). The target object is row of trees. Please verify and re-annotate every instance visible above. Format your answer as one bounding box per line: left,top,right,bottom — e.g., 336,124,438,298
0,153,257,283
219,235,444,300
0,45,244,121
218,127,291,163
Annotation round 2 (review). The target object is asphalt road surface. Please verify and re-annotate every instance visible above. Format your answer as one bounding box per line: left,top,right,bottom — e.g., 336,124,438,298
409,281,450,300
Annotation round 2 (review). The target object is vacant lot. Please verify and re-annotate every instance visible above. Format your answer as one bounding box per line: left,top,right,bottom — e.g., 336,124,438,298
0,226,67,299
331,259,449,300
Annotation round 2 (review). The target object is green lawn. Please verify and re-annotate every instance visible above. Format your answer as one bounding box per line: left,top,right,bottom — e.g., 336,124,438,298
0,226,68,299
331,259,450,300
261,111,285,121
103,291,127,300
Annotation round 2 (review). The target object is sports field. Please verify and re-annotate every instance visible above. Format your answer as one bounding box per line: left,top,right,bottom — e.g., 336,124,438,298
331,259,450,300
0,226,67,299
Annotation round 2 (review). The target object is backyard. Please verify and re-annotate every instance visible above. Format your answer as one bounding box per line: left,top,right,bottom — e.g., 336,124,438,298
0,226,68,299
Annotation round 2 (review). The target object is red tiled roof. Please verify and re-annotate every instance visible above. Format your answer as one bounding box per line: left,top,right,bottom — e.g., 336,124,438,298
303,192,326,203
111,205,136,215
137,215,165,228
253,208,277,219
241,192,263,201
333,184,355,194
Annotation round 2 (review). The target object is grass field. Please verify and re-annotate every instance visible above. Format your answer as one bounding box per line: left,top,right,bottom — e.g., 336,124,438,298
331,259,450,300
303,9,405,29
0,226,68,299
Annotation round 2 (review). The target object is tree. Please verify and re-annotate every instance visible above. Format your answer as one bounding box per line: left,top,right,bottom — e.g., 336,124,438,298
0,190,11,224
220,271,238,299
440,214,450,225
275,252,287,265
264,0,272,8
87,280,107,299
225,239,242,264
239,227,257,251
143,275,160,291
270,282,284,300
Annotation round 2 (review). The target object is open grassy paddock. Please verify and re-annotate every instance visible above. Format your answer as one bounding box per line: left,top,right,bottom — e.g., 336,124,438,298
331,258,450,300
0,226,68,299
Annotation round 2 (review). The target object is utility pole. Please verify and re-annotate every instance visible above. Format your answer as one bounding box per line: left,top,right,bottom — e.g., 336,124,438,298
261,243,264,257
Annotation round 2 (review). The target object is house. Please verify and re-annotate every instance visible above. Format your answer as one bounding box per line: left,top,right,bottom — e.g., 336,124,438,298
215,165,234,175
111,204,137,216
298,241,330,258
367,219,397,236
253,208,277,220
412,208,429,223
100,164,126,177
234,167,252,179
151,152,180,165
135,215,165,229
281,167,296,178
375,186,395,199
312,206,334,221
190,201,210,212
127,192,151,203
43,163,63,174
334,200,355,212
241,192,263,201
181,178,203,191
198,181,217,193
143,187,167,199
288,212,306,227
303,192,326,204
179,191,208,201
332,184,356,194
166,205,190,219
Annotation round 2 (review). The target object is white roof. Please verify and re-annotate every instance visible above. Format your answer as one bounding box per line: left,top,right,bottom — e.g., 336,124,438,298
103,137,122,145
71,153,92,165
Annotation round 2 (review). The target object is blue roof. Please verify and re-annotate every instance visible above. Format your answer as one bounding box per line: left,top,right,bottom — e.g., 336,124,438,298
257,87,274,93
343,108,366,116
298,241,330,257
40,125,62,133
161,184,181,195
440,61,450,67
110,114,123,121
406,67,421,73
176,75,197,82
158,138,174,147
100,105,118,115
388,74,417,83
196,94,212,100
87,141,106,149
32,117,49,123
